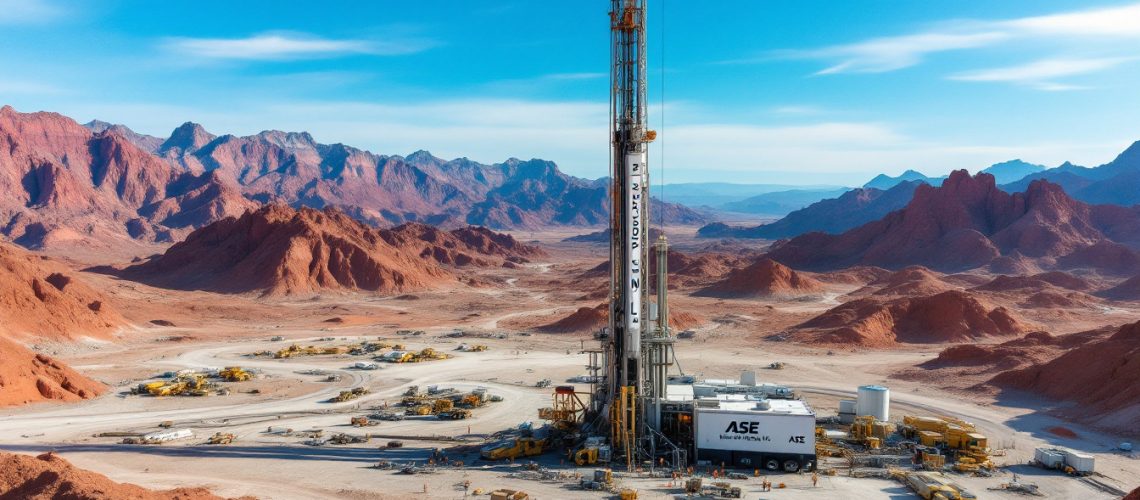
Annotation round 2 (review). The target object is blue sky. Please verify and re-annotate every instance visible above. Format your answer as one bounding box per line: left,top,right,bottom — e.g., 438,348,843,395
2,0,1140,186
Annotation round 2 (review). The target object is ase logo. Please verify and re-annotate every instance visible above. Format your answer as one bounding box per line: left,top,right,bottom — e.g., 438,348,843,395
723,421,807,444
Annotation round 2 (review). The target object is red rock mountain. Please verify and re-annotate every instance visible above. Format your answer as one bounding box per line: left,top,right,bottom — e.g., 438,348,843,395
795,290,1027,347
766,170,1140,274
1,106,704,254
120,205,543,296
696,258,824,298
0,242,122,406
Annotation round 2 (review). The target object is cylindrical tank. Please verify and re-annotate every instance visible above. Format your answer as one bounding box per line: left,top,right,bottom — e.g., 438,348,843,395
838,399,857,414
856,385,890,421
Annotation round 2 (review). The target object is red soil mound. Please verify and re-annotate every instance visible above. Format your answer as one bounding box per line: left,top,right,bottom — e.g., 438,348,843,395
921,331,1061,372
121,205,540,296
992,321,1140,431
696,258,823,298
537,304,607,333
0,242,122,341
797,290,1027,347
1032,271,1094,291
863,266,953,296
1125,486,1140,500
669,311,706,331
0,338,105,407
0,451,239,499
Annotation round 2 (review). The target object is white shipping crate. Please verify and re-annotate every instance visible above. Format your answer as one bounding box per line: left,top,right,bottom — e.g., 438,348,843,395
1034,448,1065,468
1062,450,1095,474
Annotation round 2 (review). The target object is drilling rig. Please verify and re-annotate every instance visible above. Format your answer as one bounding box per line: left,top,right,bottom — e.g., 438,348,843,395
594,0,682,470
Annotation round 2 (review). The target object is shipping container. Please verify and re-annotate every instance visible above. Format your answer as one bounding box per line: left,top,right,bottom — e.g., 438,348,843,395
694,398,816,472
1062,450,1094,474
1033,448,1065,469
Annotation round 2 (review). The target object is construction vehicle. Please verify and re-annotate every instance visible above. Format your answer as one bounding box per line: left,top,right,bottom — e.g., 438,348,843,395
275,344,347,359
437,409,472,420
618,489,638,500
330,387,369,403
350,416,379,427
218,366,252,382
900,416,993,472
372,412,404,422
701,482,742,499
432,399,454,414
329,433,370,445
489,490,528,500
900,471,977,499
456,344,489,352
407,405,433,416
569,437,612,465
207,432,235,445
535,379,552,388
481,437,547,461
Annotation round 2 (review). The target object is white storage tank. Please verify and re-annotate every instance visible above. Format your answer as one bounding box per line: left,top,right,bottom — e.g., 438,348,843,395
856,385,890,421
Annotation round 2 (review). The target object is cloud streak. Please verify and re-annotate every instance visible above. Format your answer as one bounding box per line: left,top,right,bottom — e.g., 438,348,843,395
0,0,64,24
950,57,1133,90
773,1,1140,85
164,32,435,60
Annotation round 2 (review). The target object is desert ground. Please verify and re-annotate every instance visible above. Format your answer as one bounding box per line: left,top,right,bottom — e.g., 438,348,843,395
2,227,1138,500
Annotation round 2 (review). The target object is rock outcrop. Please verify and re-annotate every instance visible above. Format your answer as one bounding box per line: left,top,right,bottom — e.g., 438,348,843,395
120,205,541,296
795,290,1027,347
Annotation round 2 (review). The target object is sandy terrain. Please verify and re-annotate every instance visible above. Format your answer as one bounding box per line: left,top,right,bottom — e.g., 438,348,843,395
1,233,1138,499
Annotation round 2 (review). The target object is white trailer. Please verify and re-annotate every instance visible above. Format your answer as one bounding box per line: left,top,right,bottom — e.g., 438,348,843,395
694,398,816,472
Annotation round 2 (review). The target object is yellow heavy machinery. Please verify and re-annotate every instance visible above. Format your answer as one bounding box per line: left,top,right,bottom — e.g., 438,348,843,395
408,348,451,362
537,386,587,431
407,405,433,416
901,416,993,472
850,415,894,449
274,344,347,359
207,433,235,445
218,366,252,382
481,437,546,461
899,471,977,499
141,374,213,397
433,399,454,414
331,387,369,403
815,426,853,459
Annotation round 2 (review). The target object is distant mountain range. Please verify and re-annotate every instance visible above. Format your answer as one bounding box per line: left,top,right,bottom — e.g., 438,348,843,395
698,181,924,239
863,170,944,190
0,105,705,253
766,170,1140,275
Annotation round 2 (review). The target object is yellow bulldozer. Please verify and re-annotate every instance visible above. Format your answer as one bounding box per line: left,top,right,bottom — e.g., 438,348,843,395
218,366,252,382
207,433,236,445
850,415,895,449
331,387,369,403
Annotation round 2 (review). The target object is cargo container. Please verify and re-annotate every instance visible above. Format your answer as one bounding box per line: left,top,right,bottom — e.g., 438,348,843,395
1033,448,1065,469
694,397,816,472
1062,450,1094,474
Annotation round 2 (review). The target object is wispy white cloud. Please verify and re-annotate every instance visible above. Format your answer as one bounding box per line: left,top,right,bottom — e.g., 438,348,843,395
772,2,1140,82
0,0,64,24
163,32,436,61
1004,3,1140,37
950,57,1132,90
801,32,1009,74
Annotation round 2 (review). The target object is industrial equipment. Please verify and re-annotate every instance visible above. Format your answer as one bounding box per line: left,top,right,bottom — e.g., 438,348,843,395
480,437,547,461
206,432,235,445
900,471,977,499
218,366,252,381
1032,447,1094,475
330,387,369,403
900,416,993,471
